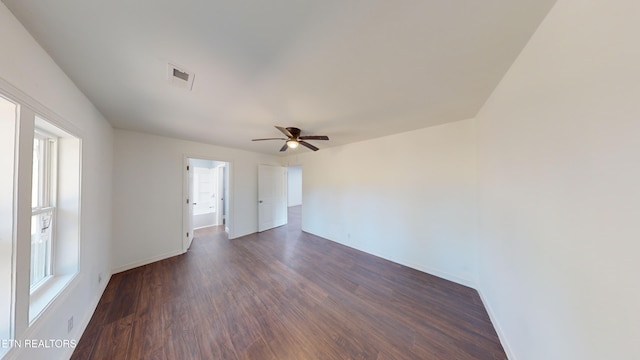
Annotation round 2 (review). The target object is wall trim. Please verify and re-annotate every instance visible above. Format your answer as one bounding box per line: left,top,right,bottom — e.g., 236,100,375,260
111,249,184,274
0,77,85,139
367,246,476,288
477,288,516,360
394,257,476,288
303,229,477,288
228,228,256,240
59,273,112,359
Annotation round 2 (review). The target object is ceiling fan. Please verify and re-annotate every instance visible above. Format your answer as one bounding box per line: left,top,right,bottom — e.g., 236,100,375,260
252,126,329,152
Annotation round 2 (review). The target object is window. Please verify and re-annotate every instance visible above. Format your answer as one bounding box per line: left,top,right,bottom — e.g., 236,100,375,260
28,116,81,324
30,132,57,290
0,87,82,337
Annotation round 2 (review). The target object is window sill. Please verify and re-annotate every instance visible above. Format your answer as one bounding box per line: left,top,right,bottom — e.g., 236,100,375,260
29,273,76,325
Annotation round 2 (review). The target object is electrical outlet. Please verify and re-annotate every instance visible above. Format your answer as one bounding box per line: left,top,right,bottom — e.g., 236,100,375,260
68,316,73,333
98,273,102,284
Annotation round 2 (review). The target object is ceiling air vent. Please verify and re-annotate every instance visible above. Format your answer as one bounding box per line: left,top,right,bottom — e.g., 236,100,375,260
167,63,195,91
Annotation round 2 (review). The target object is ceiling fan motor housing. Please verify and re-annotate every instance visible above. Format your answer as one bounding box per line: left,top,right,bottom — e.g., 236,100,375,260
286,127,301,139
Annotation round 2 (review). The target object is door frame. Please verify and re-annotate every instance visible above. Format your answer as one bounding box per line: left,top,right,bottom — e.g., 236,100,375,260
182,155,233,252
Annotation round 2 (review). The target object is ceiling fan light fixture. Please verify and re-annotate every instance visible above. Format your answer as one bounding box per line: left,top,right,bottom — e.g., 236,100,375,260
252,126,328,152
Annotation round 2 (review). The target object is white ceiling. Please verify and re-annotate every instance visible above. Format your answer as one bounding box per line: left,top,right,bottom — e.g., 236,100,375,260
3,0,556,155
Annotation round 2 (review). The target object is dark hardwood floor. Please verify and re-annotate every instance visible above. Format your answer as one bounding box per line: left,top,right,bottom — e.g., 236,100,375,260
72,206,506,359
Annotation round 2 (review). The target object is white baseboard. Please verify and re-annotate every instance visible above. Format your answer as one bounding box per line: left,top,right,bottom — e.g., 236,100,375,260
477,288,516,360
228,229,255,240
111,250,184,274
392,257,477,288
305,230,477,288
60,274,111,359
194,224,221,230
363,246,477,288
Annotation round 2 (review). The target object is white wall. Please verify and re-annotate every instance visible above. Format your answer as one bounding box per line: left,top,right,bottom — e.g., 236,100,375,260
475,0,640,359
287,165,302,207
286,119,478,286
112,129,281,272
0,3,114,359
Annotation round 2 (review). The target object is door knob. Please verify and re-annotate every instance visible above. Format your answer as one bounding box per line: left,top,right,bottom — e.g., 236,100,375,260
259,200,263,203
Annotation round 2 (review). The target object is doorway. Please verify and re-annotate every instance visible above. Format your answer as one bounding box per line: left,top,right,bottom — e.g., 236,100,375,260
257,165,302,232
287,165,302,226
184,157,229,251
287,165,302,207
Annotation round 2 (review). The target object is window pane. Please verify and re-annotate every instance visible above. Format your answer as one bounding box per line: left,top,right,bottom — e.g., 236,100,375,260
30,211,53,287
32,138,40,208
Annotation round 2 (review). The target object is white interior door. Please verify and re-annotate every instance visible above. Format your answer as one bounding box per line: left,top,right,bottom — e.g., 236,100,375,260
184,161,195,250
217,166,224,225
258,165,287,232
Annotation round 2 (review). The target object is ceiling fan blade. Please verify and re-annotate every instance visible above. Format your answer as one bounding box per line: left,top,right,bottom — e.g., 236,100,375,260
280,143,289,152
299,135,329,140
252,137,287,141
299,141,319,151
275,126,293,138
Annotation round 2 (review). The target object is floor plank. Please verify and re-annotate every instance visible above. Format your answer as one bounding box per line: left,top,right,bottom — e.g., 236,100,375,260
72,206,506,359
